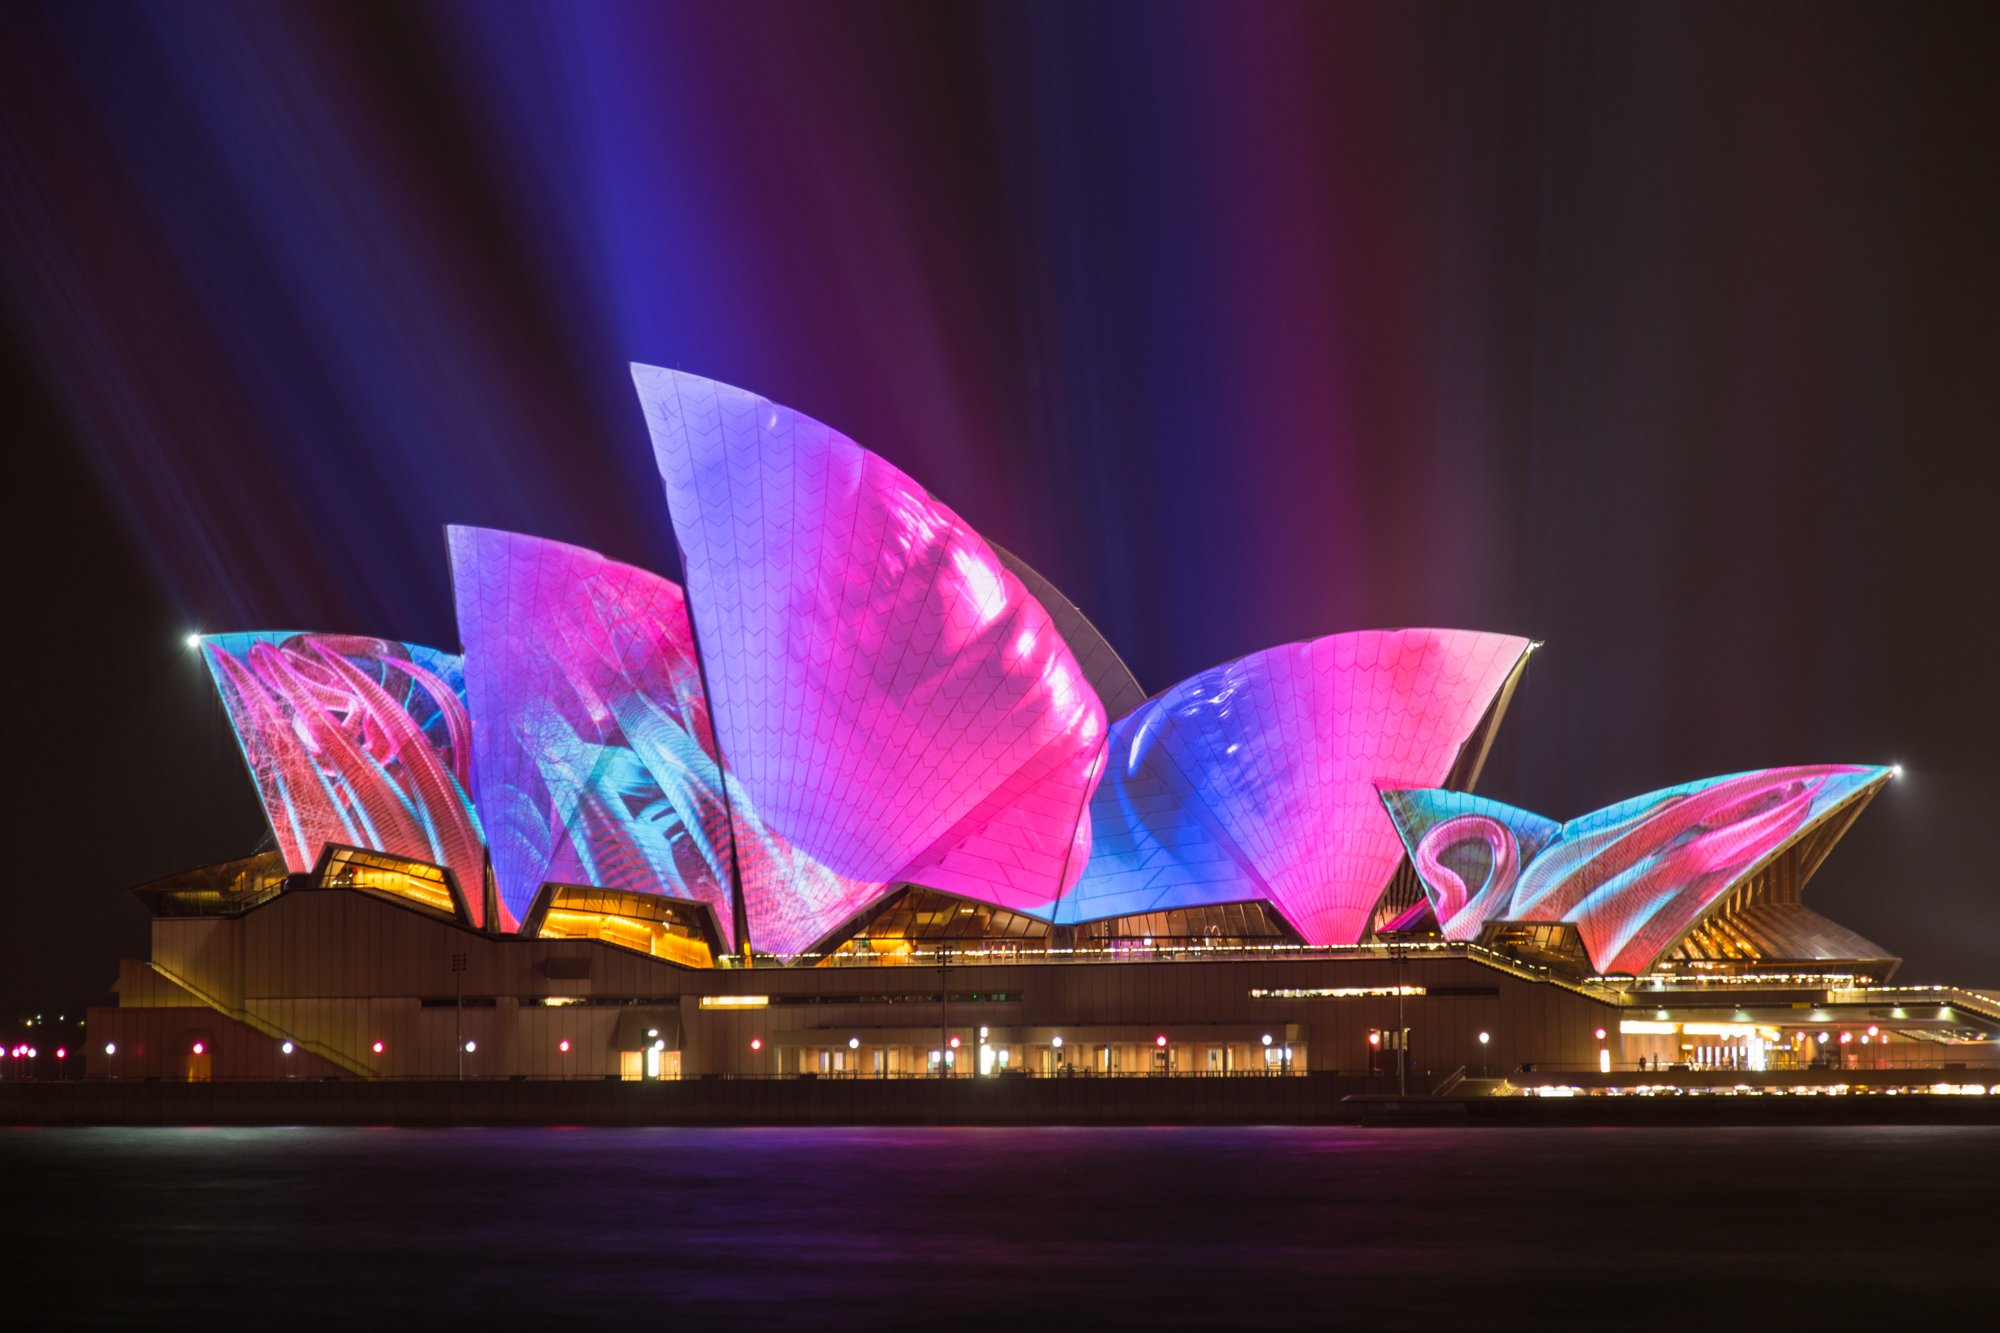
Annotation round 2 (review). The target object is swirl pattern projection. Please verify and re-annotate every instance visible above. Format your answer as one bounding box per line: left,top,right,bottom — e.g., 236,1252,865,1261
632,366,1110,956
447,528,741,941
201,632,487,926
1379,765,1893,974
1059,630,1533,945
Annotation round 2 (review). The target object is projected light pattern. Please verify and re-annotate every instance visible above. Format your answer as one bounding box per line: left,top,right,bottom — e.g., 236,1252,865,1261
202,632,487,926
1380,765,1893,974
633,366,1108,954
447,528,741,941
1061,629,1531,945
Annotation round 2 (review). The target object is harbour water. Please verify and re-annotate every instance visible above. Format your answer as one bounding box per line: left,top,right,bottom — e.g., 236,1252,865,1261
3,1125,1995,1327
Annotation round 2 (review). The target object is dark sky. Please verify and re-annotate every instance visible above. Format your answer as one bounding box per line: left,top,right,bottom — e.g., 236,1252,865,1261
3,0,1996,1010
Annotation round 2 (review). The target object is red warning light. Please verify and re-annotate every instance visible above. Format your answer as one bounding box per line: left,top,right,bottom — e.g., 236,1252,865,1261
1368,1031,1381,1046
372,1040,385,1054
1594,1028,1607,1041
947,1036,961,1049
55,1048,66,1060
558,1039,571,1053
1155,1035,1168,1048
191,1041,205,1056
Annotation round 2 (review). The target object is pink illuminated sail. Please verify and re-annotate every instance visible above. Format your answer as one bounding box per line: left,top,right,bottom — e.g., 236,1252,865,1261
632,366,1108,954
202,632,487,927
1062,629,1533,945
1380,765,1894,973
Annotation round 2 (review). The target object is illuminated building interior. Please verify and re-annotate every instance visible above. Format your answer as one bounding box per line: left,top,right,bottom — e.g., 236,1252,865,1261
522,884,717,970
315,845,472,925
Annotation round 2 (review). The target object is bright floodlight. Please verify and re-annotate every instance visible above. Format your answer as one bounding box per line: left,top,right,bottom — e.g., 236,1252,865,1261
1891,763,1904,779
184,632,202,650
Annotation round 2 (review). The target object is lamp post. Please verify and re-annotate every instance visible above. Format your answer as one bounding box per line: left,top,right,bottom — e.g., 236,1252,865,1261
1394,944,1408,1097
937,938,950,1078
451,952,467,1080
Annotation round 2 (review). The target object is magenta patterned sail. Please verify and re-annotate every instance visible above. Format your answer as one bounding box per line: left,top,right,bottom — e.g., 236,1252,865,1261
1379,765,1894,974
1060,630,1533,945
631,366,1109,954
447,527,746,940
202,632,488,927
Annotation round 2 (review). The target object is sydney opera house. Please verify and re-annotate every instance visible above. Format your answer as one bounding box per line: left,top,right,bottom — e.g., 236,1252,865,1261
90,369,1997,1087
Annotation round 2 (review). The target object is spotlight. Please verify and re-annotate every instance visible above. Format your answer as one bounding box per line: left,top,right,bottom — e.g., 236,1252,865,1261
184,633,203,650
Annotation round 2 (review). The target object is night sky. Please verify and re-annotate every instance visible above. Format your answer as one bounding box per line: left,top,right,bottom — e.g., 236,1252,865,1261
3,0,1995,1011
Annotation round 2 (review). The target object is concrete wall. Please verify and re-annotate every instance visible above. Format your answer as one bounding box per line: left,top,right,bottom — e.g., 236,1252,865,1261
91,887,1620,1081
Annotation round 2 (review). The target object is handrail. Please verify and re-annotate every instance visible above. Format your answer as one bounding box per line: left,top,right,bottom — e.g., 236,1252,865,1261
146,961,373,1078
1823,985,2000,1026
1432,1065,1468,1097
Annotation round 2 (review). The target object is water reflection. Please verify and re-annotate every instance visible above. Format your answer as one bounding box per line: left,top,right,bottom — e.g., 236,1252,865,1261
2,1126,1994,1327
